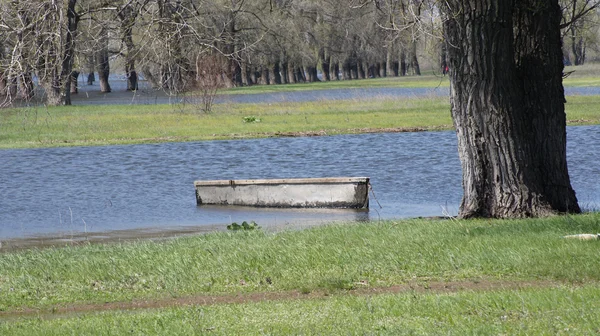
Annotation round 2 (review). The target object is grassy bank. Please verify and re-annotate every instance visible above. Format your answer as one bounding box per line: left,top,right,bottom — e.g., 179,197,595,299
1,214,600,333
1,95,599,149
1,214,599,312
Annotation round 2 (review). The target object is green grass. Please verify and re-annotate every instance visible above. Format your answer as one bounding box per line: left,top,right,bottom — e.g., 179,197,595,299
2,285,600,335
223,74,450,95
0,96,452,149
1,214,600,312
1,94,599,149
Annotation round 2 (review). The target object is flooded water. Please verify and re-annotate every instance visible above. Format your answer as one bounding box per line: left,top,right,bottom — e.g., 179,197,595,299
66,80,600,106
1,126,599,241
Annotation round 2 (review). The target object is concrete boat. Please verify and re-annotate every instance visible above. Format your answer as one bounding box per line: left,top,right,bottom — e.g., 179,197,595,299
194,177,369,209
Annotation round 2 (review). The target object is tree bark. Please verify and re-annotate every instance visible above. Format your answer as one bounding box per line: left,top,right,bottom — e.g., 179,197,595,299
444,0,579,218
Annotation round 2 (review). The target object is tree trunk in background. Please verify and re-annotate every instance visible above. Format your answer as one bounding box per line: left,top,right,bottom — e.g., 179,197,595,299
70,71,78,94
119,3,138,91
440,41,448,75
386,42,396,76
296,67,305,82
19,73,34,99
270,62,281,84
341,61,350,80
96,28,111,93
260,67,269,85
319,48,330,81
281,62,289,84
60,0,78,105
305,66,318,82
286,63,296,84
331,63,339,80
241,62,249,85
444,0,579,218
8,77,18,100
357,62,366,79
571,31,586,65
0,75,6,97
37,0,78,106
350,62,358,79
399,49,407,76
409,40,420,75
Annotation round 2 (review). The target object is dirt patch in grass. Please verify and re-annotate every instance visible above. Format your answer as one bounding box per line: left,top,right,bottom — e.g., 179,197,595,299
0,279,562,319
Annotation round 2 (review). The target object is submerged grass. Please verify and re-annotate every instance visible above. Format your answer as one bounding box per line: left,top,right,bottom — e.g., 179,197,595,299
3,285,600,335
1,213,600,312
1,94,599,149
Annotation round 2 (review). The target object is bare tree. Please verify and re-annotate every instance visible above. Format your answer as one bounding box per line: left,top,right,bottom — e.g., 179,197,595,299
560,0,600,65
33,0,80,106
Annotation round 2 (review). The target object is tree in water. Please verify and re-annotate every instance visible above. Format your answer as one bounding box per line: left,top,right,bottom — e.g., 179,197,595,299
443,0,580,218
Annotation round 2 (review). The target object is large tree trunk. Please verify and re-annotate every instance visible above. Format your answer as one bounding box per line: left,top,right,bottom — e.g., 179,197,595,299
444,0,579,218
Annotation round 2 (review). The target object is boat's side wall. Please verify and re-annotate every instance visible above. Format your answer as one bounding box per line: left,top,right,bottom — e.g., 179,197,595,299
195,179,369,208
